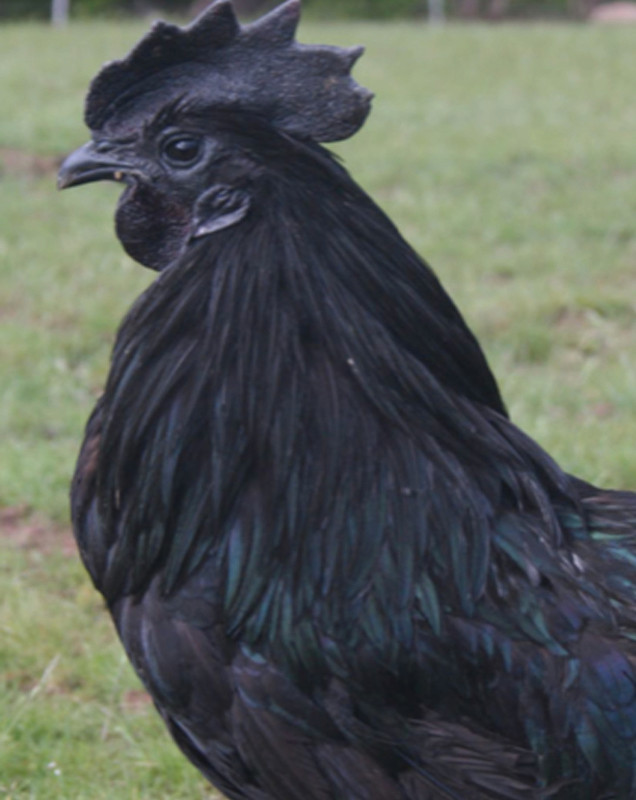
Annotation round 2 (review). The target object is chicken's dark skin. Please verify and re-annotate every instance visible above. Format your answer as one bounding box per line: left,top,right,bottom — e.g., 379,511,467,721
61,3,636,798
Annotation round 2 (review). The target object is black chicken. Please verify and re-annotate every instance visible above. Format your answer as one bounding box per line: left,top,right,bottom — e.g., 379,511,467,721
58,3,636,798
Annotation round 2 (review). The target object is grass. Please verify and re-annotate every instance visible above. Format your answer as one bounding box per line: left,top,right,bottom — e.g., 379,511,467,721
1,15,636,799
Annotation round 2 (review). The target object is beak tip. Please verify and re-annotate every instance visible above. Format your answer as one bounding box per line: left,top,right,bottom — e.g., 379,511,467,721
57,140,129,190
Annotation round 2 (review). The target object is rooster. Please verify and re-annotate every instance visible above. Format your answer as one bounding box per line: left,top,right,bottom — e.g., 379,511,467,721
58,2,636,798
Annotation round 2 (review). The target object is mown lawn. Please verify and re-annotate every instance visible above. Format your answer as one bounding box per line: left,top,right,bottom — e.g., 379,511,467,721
1,15,636,799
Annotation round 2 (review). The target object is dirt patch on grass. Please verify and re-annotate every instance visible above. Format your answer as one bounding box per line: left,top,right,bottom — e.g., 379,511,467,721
0,505,76,556
0,147,62,178
121,688,153,713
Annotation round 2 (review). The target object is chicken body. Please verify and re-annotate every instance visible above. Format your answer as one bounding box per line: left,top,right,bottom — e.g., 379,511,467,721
63,7,636,799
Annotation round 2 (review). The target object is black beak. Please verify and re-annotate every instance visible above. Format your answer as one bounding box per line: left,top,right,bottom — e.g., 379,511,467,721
57,141,134,190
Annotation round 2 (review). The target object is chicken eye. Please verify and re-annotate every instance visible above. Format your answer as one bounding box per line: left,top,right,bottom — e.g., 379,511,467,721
162,136,202,167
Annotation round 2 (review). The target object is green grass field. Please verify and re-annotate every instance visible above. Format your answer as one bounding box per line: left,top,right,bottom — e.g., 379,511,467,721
2,15,636,799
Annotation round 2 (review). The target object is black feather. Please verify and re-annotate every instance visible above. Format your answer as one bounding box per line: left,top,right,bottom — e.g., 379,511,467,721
64,9,636,800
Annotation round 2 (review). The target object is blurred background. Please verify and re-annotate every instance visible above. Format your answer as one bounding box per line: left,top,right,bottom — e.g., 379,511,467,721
2,1,636,798
5,0,636,24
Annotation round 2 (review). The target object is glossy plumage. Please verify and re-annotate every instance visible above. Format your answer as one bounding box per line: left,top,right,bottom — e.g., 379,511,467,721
62,3,636,798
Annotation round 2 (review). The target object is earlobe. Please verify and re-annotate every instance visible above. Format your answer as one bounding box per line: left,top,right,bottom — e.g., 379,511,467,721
191,184,251,238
